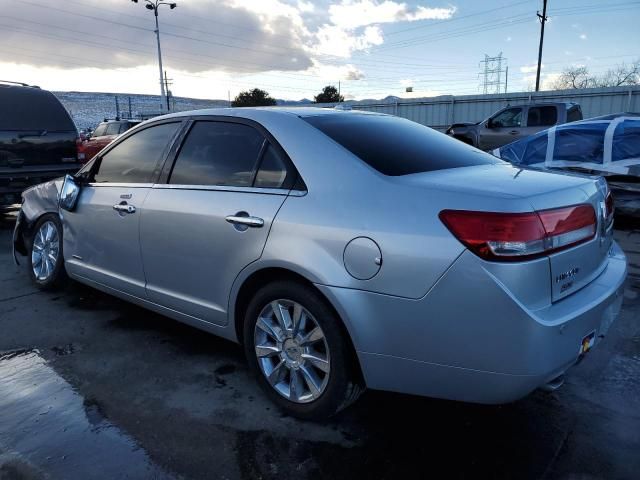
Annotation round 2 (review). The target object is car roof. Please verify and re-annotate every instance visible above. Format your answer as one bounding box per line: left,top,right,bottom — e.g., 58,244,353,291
153,106,384,122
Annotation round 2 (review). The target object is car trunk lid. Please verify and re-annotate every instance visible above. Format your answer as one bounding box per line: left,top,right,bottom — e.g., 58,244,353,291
400,164,612,303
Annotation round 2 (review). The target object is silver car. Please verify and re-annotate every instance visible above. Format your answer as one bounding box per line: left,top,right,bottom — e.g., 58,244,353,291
13,108,627,419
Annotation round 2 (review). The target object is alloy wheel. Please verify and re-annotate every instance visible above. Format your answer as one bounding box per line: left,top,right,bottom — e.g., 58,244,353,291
254,299,331,403
31,220,60,282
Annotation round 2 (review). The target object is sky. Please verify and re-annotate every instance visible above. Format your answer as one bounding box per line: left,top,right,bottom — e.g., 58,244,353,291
0,0,638,101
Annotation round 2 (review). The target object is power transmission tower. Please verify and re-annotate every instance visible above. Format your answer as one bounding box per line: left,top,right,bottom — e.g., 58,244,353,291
535,0,548,92
479,53,507,94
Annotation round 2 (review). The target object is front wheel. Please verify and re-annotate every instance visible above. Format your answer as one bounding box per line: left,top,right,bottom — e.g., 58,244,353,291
243,281,362,419
27,214,67,289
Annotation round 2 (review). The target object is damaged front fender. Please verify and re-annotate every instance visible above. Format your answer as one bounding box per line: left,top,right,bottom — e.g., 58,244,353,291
12,178,64,265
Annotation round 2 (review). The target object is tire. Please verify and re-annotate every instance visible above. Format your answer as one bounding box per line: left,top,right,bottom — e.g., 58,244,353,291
243,280,363,420
27,214,67,290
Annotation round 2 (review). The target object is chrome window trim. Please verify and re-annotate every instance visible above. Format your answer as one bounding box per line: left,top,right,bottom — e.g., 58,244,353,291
87,183,154,188
152,184,291,196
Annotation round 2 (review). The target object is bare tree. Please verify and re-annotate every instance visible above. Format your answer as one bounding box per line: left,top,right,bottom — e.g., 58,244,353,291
596,60,640,87
551,66,593,90
552,60,639,90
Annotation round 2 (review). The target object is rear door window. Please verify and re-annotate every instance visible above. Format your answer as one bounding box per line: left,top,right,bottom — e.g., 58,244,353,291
169,121,265,186
527,106,557,127
0,86,75,132
304,114,499,176
254,144,289,188
93,122,180,183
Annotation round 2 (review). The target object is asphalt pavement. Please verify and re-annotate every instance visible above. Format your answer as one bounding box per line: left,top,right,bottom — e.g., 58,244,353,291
1,207,639,480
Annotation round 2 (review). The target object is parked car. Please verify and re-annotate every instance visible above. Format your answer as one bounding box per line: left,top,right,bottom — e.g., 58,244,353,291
78,119,141,162
494,113,640,217
13,108,626,419
0,81,81,206
446,102,583,150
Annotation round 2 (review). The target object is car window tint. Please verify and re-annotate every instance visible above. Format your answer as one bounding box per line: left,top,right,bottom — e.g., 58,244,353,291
170,121,264,186
255,144,288,188
105,123,120,135
0,86,75,131
612,120,640,162
527,106,557,127
567,106,582,123
552,123,607,164
119,123,133,134
304,114,500,176
93,124,108,137
93,122,180,183
492,108,522,128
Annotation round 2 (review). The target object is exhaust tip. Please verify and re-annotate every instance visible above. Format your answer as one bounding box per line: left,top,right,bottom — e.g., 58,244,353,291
540,374,565,392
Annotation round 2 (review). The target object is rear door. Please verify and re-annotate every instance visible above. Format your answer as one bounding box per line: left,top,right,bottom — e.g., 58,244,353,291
140,118,296,325
522,105,558,136
63,121,183,297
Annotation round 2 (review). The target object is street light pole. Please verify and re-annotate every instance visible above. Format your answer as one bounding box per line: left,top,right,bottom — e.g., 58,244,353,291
153,8,166,112
132,0,177,112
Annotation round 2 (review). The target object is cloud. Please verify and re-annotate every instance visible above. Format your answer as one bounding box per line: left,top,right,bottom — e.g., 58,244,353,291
0,0,457,87
520,64,543,74
308,60,366,81
328,0,456,30
580,33,587,40
314,24,384,57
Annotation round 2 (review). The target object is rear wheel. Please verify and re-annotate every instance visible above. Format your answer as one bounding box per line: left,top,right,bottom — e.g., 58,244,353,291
27,214,67,289
243,281,362,419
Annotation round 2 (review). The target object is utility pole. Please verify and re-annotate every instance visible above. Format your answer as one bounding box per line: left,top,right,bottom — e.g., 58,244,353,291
164,70,173,111
114,95,120,119
131,0,177,112
505,66,509,94
535,0,548,92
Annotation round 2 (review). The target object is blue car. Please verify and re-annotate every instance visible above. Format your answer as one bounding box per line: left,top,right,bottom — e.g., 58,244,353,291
495,113,640,217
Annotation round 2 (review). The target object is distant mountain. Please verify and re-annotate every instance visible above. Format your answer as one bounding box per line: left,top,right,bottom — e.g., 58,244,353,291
54,91,314,129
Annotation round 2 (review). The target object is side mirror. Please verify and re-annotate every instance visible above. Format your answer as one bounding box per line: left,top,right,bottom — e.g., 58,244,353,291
486,119,495,128
59,174,80,211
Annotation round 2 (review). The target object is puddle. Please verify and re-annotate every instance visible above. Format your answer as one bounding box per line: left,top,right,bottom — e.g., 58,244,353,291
0,350,173,479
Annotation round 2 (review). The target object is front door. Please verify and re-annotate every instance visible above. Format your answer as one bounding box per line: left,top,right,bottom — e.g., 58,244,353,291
63,121,183,297
140,119,296,325
478,106,524,150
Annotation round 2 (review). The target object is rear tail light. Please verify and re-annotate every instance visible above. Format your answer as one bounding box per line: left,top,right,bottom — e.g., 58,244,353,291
439,205,597,262
605,191,614,220
76,137,87,163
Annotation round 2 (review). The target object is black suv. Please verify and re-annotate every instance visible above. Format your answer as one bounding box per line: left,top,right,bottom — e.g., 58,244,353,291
0,81,80,206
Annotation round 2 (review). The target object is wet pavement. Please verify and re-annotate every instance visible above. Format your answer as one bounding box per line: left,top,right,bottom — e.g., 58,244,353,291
1,207,639,480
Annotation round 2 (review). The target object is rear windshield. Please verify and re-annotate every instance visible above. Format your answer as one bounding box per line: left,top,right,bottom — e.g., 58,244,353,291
303,114,499,176
0,86,76,132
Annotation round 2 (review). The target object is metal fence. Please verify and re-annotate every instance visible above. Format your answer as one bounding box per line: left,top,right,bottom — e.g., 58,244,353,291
317,86,640,131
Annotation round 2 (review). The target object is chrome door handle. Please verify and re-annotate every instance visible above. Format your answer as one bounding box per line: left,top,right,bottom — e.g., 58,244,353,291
225,214,264,228
113,203,136,214
510,130,519,135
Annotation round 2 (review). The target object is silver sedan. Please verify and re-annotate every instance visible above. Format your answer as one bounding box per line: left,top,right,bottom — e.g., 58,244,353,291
13,108,627,419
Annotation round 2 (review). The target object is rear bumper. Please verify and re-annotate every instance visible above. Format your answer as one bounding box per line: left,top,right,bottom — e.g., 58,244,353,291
318,241,627,404
0,166,80,204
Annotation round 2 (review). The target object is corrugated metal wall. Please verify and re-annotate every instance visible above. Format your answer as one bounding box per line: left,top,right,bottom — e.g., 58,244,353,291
318,86,639,131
